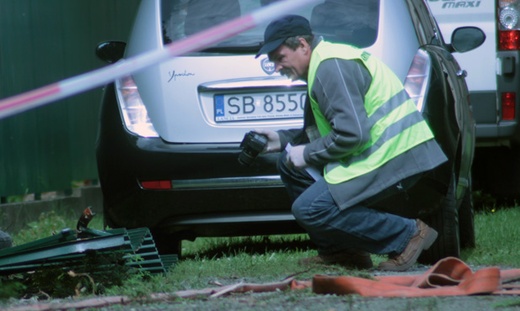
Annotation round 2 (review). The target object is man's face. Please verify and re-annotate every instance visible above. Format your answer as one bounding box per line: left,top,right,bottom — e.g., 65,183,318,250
269,38,311,81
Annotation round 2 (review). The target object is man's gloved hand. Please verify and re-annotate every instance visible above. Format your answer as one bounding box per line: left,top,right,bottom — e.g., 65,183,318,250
287,144,307,169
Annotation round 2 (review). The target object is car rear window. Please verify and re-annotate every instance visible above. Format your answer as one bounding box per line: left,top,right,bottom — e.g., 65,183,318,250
161,0,379,51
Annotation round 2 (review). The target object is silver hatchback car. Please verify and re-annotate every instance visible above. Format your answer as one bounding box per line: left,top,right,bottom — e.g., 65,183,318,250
96,0,484,262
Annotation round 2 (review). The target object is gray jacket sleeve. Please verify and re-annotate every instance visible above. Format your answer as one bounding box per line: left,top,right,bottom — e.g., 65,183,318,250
277,128,303,149
303,58,373,166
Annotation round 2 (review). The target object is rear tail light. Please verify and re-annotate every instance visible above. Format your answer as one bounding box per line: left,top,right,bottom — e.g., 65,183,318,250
502,92,516,120
499,30,520,50
115,76,159,137
140,180,172,190
498,1,520,50
404,49,431,112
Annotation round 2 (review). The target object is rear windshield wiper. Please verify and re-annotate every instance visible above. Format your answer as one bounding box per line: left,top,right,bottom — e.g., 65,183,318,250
199,44,263,54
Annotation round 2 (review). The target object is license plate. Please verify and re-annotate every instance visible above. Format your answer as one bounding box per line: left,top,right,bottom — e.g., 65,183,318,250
214,91,306,122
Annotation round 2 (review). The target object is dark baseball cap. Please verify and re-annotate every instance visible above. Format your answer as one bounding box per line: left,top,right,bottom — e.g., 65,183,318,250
255,15,312,58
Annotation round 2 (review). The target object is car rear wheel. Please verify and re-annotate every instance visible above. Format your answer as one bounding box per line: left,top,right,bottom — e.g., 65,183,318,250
152,231,183,258
102,200,184,257
458,176,475,248
418,173,461,264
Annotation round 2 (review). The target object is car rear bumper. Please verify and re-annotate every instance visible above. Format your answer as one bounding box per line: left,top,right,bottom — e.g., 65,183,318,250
96,84,297,235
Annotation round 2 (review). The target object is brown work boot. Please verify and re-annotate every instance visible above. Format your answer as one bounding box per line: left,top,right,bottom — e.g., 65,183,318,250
378,219,438,271
299,249,373,269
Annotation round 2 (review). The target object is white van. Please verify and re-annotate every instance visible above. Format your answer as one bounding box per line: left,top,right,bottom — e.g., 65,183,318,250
428,0,520,202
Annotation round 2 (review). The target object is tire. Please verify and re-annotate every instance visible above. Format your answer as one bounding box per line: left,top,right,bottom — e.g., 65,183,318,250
151,231,183,258
458,178,475,249
102,200,183,257
418,174,460,264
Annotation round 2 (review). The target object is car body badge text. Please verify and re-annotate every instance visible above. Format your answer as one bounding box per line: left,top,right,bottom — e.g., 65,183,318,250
168,70,195,82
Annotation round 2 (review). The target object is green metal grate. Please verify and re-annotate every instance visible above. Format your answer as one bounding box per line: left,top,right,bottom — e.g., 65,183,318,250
0,227,176,275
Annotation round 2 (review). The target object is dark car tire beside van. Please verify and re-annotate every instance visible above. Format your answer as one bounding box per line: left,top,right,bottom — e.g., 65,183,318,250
419,174,460,264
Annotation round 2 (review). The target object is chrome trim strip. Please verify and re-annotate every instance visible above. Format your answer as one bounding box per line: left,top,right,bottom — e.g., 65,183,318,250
171,175,284,190
199,77,306,91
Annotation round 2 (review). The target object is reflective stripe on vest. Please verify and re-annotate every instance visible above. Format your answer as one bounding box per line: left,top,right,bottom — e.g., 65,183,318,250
308,41,435,184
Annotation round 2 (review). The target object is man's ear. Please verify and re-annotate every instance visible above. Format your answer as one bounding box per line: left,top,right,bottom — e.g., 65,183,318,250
299,37,310,54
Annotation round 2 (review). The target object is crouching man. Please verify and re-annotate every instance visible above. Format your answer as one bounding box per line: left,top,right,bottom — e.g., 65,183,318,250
254,15,446,271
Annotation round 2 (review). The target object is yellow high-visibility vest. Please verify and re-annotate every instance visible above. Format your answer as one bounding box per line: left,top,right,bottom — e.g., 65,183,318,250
308,41,435,184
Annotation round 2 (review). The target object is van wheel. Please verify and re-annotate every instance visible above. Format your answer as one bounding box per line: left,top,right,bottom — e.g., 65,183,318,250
418,174,460,264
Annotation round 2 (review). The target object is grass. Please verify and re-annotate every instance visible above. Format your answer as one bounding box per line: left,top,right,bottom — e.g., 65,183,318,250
460,207,520,267
11,210,104,245
3,206,520,303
